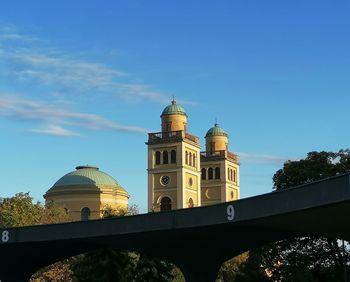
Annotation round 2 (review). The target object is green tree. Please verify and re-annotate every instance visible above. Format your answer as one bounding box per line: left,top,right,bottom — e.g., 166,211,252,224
30,260,73,282
237,150,350,282
70,204,182,281
71,249,137,282
0,192,69,228
0,192,72,281
133,254,179,282
217,253,250,282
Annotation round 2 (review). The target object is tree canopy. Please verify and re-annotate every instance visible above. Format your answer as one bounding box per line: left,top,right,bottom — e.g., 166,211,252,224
0,192,69,228
235,150,350,282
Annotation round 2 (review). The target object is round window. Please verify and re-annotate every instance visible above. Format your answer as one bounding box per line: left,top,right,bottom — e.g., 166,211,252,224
161,175,170,186
188,177,193,187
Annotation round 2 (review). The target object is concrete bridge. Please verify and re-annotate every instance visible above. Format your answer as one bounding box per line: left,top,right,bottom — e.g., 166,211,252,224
1,173,350,281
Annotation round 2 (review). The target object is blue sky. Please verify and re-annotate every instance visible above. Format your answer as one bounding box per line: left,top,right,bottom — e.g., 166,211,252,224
1,1,349,212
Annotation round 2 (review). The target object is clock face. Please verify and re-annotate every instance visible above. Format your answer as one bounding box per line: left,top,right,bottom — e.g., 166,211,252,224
161,175,170,186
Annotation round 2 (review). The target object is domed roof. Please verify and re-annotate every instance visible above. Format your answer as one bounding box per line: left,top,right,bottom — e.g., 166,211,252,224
50,166,126,192
161,100,187,117
205,123,229,138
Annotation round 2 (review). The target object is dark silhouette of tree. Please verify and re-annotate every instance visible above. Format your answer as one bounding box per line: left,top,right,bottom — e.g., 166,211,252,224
234,150,350,282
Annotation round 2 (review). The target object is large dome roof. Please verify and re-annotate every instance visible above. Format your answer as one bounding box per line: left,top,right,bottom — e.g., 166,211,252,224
205,124,229,138
161,100,187,116
52,165,120,187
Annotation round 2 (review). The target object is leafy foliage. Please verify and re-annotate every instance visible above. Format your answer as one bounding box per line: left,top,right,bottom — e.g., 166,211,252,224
0,193,72,281
102,203,140,218
236,150,350,282
71,250,181,281
217,253,249,282
273,150,350,190
0,192,69,228
70,205,181,281
71,249,137,281
30,260,73,282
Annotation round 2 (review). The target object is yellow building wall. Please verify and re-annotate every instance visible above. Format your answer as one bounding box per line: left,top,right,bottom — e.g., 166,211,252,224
151,172,178,211
201,185,221,205
184,146,199,171
99,191,129,214
226,186,239,201
205,135,228,152
152,146,178,168
153,190,177,212
46,193,101,221
185,190,198,207
161,114,187,132
185,172,198,191
45,184,129,221
153,172,177,189
147,130,201,211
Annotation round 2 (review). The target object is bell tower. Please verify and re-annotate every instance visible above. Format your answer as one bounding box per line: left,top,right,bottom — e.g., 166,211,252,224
146,100,201,212
200,124,240,205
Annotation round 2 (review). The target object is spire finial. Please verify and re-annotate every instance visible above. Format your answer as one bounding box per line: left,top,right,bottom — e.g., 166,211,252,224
215,117,218,126
172,95,176,105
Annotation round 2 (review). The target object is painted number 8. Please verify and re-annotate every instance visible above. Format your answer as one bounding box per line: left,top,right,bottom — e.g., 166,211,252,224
227,205,235,221
1,230,9,243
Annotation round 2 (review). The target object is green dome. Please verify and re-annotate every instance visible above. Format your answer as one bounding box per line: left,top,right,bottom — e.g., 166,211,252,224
161,100,187,116
52,166,122,188
205,124,229,138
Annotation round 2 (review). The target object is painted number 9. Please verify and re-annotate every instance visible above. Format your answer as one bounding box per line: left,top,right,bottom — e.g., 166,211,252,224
1,230,9,243
226,205,235,221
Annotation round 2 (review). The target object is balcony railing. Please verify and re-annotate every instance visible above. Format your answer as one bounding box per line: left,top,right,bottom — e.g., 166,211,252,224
200,150,239,164
147,130,199,145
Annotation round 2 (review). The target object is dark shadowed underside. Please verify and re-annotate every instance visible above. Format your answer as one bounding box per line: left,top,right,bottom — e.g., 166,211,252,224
1,174,350,282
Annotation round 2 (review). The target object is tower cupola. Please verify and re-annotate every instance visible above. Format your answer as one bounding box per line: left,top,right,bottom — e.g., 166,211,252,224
205,123,229,153
161,99,187,132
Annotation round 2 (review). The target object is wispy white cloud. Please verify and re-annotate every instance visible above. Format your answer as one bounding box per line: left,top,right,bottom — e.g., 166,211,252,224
238,152,287,164
0,94,149,135
29,125,80,137
0,25,172,104
8,49,125,87
0,25,37,42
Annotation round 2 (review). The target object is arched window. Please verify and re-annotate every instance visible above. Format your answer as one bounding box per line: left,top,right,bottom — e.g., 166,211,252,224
201,168,206,180
188,198,194,208
233,170,236,182
192,154,196,167
189,152,192,166
171,150,176,163
215,167,220,179
185,151,188,165
163,150,168,164
155,151,161,165
160,197,172,211
228,168,231,180
81,207,91,221
208,167,213,180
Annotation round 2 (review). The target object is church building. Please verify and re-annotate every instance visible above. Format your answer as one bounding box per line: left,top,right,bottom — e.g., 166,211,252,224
146,100,240,212
44,165,129,221
44,99,239,221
